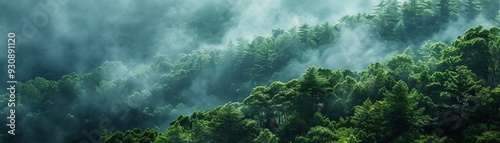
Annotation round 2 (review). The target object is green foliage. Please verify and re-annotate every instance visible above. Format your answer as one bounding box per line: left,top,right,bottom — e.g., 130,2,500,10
103,128,159,143
155,122,190,143
462,123,500,143
298,23,317,47
453,27,491,79
418,135,448,143
277,112,309,143
351,99,389,141
295,126,336,143
209,104,255,143
332,127,364,143
387,53,415,81
254,129,280,143
151,53,173,72
3,1,500,142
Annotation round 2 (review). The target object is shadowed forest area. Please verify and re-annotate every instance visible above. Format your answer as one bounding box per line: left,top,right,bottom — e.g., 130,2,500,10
0,0,499,142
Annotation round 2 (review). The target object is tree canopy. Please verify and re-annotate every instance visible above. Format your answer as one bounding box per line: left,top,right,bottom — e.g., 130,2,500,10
1,0,499,142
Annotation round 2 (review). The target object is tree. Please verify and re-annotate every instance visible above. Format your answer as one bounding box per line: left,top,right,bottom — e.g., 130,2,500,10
383,81,429,140
462,123,500,142
310,112,332,128
393,20,407,39
242,86,274,128
461,0,481,20
104,128,159,143
419,42,448,64
209,103,259,143
443,66,482,101
360,63,396,101
272,28,286,38
19,77,60,107
155,122,190,143
253,38,277,80
295,126,336,143
57,73,82,102
352,81,429,142
190,119,210,142
351,99,388,141
487,27,500,84
298,23,317,47
412,134,447,143
253,129,279,143
332,127,364,143
402,0,423,35
454,37,490,79
373,0,401,39
150,53,173,72
239,38,260,78
298,67,329,117
476,86,500,123
387,53,414,82
316,22,336,45
437,0,456,24
277,112,309,143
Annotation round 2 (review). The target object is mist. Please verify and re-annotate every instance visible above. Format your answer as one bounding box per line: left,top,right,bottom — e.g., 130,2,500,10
0,0,499,142
0,0,388,82
273,25,398,81
432,15,498,44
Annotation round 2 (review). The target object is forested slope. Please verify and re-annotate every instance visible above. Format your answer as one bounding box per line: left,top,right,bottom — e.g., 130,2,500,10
0,0,499,142
110,25,499,143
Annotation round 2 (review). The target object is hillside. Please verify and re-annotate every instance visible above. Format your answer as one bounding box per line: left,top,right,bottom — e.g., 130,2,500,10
0,0,499,142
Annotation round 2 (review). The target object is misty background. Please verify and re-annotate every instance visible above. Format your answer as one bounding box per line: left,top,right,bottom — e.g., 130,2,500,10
0,0,496,83
0,0,387,82
0,0,499,142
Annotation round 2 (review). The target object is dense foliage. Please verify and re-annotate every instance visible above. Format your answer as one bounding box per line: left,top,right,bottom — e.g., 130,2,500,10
106,25,499,143
0,0,499,142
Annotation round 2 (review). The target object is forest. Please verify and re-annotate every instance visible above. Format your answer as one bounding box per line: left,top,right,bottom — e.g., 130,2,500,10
0,0,499,142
